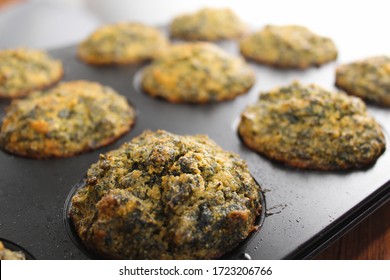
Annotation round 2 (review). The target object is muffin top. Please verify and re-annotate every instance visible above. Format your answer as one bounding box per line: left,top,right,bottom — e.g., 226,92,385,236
0,241,26,260
0,80,135,158
170,8,248,41
141,42,255,103
336,56,390,106
78,22,169,65
0,48,63,98
70,130,262,259
238,82,385,170
240,25,338,69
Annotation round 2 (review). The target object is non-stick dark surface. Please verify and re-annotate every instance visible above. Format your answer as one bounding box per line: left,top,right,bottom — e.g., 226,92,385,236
0,44,389,260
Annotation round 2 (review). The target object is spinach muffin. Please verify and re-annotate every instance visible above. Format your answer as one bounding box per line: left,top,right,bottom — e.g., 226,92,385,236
141,42,255,103
336,56,390,107
78,22,169,65
0,80,135,158
70,130,262,259
0,48,63,98
170,8,248,41
238,82,385,170
240,25,338,69
0,241,26,260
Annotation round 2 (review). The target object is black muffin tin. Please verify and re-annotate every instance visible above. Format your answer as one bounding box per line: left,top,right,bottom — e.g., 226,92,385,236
0,43,389,260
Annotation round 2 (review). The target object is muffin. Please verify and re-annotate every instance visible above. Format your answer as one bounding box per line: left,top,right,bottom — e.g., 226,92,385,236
0,48,63,98
141,42,255,103
0,80,135,158
170,8,248,41
0,241,26,260
240,25,338,69
238,82,386,170
336,56,390,107
78,22,169,65
69,130,262,259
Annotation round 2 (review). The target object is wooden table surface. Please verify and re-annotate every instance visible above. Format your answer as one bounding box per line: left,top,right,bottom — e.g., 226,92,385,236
315,200,390,260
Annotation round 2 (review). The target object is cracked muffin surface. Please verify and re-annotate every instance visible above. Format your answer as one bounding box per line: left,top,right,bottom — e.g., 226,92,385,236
0,48,63,98
69,130,262,259
78,22,169,65
336,56,390,107
240,25,338,69
0,80,135,158
141,42,255,103
170,8,248,41
238,82,385,170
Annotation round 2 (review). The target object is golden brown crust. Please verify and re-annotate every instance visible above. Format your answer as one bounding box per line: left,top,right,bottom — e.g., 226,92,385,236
170,8,248,41
77,22,169,66
0,68,63,99
70,130,262,259
335,56,390,107
77,51,147,66
1,121,134,159
143,81,254,104
0,48,63,98
240,25,338,69
241,55,325,70
238,82,386,170
0,80,136,159
141,42,255,104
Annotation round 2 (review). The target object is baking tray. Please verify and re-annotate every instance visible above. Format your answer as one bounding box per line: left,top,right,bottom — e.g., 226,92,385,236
0,43,389,260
